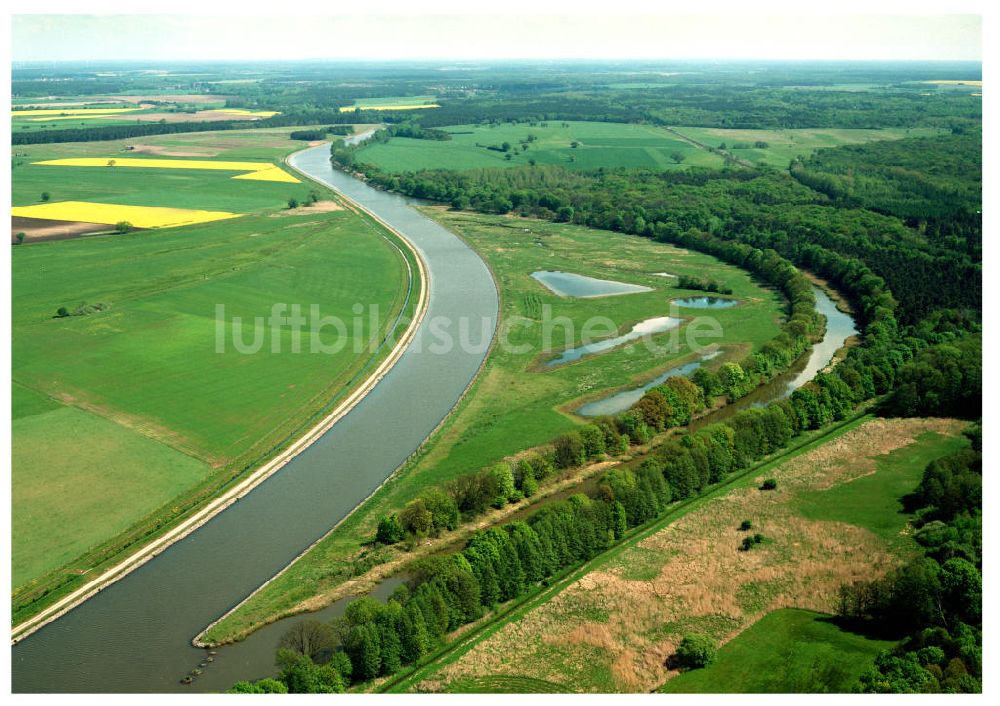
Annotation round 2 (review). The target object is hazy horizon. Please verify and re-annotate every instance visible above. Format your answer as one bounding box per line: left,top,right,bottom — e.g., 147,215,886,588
12,14,982,63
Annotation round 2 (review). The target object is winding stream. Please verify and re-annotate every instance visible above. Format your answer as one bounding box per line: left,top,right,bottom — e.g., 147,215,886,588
11,144,500,693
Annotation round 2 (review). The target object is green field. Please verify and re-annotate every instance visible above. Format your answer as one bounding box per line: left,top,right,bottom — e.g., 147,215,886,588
201,208,785,644
12,389,210,587
794,430,969,552
11,128,414,613
355,120,726,172
660,609,896,693
346,95,438,109
671,126,947,169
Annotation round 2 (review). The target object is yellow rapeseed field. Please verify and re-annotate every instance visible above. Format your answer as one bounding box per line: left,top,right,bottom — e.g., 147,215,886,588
12,202,239,229
33,157,300,183
921,79,983,86
232,165,301,183
12,108,142,117
27,115,126,122
338,104,441,112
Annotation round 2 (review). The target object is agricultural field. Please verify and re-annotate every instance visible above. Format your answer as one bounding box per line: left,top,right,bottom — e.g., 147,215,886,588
11,127,415,615
11,125,362,242
340,95,440,112
416,417,967,693
200,208,786,644
11,100,278,133
660,609,897,693
354,120,726,171
671,126,948,169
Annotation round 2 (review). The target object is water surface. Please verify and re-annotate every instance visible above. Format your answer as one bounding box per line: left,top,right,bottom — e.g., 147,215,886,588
531,270,652,298
546,316,680,367
671,296,739,309
577,350,721,417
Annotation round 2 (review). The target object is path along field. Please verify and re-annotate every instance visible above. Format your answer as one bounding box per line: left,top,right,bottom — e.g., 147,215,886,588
200,208,787,644
417,417,967,693
11,127,415,620
670,126,947,169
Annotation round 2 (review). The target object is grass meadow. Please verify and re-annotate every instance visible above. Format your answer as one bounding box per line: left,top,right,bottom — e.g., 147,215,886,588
659,608,897,693
355,120,726,172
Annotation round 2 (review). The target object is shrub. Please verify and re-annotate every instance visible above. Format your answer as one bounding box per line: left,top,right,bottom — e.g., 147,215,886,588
739,519,753,531
674,633,717,670
376,514,405,544
760,478,778,491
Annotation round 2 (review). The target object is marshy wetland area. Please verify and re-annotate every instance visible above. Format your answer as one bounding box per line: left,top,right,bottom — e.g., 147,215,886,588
8,30,983,698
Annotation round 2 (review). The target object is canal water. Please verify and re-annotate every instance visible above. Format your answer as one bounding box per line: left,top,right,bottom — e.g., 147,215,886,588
11,144,500,693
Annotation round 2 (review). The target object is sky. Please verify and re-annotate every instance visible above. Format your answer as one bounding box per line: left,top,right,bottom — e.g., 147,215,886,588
11,11,983,63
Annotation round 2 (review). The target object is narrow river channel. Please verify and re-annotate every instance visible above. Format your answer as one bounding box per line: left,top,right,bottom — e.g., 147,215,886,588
11,144,500,693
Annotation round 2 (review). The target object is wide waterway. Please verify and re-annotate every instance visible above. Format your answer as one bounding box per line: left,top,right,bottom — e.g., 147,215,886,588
11,144,500,693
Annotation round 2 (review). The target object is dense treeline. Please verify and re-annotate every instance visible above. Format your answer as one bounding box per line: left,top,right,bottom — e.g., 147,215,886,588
335,152,979,323
791,131,982,262
880,335,981,419
837,428,981,693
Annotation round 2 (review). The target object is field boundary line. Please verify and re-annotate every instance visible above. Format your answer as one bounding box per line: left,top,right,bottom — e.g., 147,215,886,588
10,146,431,646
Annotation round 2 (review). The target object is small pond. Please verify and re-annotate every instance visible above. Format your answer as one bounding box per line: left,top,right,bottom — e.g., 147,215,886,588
576,350,722,417
546,316,681,367
671,296,739,309
531,270,652,298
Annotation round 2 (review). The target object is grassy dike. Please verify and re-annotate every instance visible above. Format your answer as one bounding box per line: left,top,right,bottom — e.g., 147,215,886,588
378,412,877,693
12,131,422,631
198,209,787,644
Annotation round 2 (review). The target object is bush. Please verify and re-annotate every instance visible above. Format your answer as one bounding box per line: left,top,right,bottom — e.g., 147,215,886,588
760,478,778,491
740,533,767,551
375,514,405,544
739,519,753,531
674,633,717,670
115,221,132,234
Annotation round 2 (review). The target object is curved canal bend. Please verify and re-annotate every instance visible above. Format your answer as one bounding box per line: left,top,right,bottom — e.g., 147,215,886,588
11,144,500,693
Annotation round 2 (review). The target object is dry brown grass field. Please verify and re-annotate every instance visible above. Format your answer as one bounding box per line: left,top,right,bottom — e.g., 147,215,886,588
425,417,966,693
